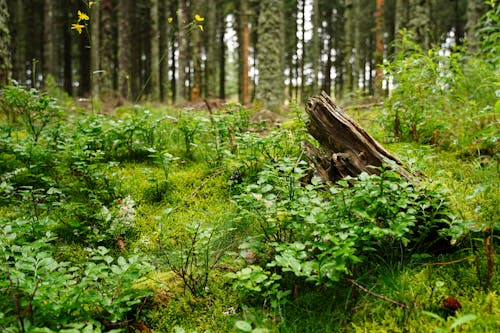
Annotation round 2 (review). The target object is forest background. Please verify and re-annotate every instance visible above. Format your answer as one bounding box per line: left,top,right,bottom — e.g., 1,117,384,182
0,0,493,108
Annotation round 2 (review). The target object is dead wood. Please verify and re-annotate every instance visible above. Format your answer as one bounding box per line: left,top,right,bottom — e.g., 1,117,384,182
303,91,412,183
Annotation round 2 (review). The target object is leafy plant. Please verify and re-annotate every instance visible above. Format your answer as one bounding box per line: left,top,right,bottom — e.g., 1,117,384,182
0,84,62,142
157,221,234,297
230,160,462,306
382,32,499,154
0,218,152,332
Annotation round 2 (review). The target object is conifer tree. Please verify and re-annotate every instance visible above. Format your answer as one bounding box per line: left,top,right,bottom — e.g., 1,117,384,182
0,0,11,86
256,0,285,108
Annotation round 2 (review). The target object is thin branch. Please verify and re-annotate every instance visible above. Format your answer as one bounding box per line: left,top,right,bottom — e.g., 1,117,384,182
345,277,412,310
420,256,474,267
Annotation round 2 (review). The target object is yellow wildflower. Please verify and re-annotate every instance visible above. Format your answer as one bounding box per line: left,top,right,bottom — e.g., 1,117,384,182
71,23,85,34
167,17,173,23
198,25,204,32
194,14,205,22
89,1,95,8
78,10,90,22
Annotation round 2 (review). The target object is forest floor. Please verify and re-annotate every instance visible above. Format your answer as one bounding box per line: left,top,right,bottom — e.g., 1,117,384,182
0,97,498,333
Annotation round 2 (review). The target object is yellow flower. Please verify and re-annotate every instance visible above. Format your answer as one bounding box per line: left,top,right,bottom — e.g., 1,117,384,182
89,1,95,8
198,25,204,32
71,23,85,34
167,17,173,23
194,14,205,22
78,10,89,22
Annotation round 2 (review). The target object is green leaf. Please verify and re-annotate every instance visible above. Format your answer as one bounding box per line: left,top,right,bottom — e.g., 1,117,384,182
449,314,477,330
234,320,253,332
421,311,446,323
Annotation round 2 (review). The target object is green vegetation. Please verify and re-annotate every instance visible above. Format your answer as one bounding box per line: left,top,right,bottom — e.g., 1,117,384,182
0,30,499,333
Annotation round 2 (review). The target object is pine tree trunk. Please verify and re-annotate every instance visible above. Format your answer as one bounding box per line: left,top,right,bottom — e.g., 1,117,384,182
160,0,171,102
118,0,131,100
176,1,188,103
466,0,484,52
43,0,55,83
10,0,25,84
90,3,100,102
63,9,73,95
218,3,226,100
300,0,306,103
344,0,354,92
150,0,161,100
311,0,320,94
205,0,217,98
238,0,250,105
0,0,10,86
100,0,114,98
374,0,384,96
256,0,284,109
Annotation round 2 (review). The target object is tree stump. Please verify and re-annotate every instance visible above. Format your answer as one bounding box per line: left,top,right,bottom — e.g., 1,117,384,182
303,91,412,183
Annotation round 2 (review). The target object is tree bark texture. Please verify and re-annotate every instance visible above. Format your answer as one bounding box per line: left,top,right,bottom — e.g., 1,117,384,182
303,92,411,183
150,0,161,101
0,0,11,86
256,0,284,109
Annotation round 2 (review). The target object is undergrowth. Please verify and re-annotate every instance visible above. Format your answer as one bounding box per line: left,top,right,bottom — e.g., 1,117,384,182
0,55,498,333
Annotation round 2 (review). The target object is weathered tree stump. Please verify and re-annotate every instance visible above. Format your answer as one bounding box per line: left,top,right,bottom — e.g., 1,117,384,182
303,91,412,183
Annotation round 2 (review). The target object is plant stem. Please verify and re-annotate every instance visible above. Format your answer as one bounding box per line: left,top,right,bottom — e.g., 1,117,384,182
345,277,412,310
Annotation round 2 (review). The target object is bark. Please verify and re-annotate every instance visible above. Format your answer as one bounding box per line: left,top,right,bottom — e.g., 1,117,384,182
43,0,55,83
204,0,217,98
90,2,100,101
374,0,384,96
466,0,484,51
218,1,226,100
160,0,171,102
190,0,202,101
238,0,250,105
10,0,25,84
311,0,320,94
150,0,161,100
0,0,11,86
303,92,411,183
118,0,131,100
344,0,354,92
176,0,188,103
100,0,114,98
256,0,284,109
299,0,306,103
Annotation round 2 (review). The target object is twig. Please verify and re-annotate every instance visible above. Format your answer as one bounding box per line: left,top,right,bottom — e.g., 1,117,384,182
420,256,473,267
345,277,412,310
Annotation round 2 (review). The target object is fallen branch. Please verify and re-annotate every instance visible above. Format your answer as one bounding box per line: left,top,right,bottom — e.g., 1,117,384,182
345,277,412,310
420,256,474,267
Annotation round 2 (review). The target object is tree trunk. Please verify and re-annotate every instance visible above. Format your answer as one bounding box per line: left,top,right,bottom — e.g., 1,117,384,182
217,0,225,100
256,0,285,109
100,0,114,98
10,0,25,84
466,0,484,52
43,0,55,83
303,92,411,183
311,0,320,94
176,0,188,103
374,0,384,96
160,0,171,102
118,0,131,100
0,0,11,86
344,0,354,92
238,0,250,105
90,2,100,102
205,0,217,98
150,0,161,101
